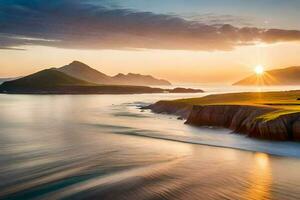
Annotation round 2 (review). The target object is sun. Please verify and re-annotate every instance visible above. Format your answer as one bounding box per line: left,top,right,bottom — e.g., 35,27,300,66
254,65,264,75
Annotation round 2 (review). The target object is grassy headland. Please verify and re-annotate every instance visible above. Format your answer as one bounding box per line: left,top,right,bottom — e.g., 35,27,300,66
148,91,300,141
172,91,300,120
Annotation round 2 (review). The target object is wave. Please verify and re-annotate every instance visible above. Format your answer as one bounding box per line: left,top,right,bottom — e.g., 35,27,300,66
40,159,181,200
87,123,300,158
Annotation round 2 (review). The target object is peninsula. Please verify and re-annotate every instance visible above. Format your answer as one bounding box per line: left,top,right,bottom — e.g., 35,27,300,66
147,91,300,141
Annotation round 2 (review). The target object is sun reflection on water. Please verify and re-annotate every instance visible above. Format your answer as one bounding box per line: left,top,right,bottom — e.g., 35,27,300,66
245,153,272,200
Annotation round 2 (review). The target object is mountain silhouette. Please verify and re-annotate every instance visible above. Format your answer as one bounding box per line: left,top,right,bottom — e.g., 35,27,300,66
1,68,92,88
58,61,171,86
234,66,300,85
58,61,112,84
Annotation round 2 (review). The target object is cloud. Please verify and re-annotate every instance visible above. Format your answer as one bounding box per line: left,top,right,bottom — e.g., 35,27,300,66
179,13,254,27
1,0,300,51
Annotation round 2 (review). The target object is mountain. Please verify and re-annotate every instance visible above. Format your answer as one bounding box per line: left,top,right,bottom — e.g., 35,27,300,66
0,68,93,89
233,66,300,85
0,68,163,94
57,61,171,86
0,77,18,83
57,61,112,84
0,62,202,94
112,73,171,86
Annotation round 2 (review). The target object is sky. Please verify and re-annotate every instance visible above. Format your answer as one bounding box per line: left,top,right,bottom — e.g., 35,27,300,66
1,0,300,83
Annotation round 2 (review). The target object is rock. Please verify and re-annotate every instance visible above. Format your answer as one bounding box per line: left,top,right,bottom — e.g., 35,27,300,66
292,120,300,140
149,101,300,141
146,101,192,119
185,105,300,141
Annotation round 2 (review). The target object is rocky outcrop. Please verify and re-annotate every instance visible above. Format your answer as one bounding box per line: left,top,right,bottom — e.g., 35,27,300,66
145,101,192,119
149,102,300,141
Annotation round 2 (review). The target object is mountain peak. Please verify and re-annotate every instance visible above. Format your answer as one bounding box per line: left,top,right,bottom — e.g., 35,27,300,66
69,60,88,66
51,61,172,86
58,61,110,84
65,61,93,70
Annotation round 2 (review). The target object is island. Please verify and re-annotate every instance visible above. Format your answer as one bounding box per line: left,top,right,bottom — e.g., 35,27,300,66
0,68,203,94
146,91,300,141
57,61,171,86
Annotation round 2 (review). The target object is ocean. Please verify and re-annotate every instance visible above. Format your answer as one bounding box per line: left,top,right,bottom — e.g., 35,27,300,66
0,85,300,199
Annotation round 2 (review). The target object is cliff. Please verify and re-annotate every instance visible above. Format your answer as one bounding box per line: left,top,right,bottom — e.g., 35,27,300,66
186,105,300,141
146,100,193,119
148,91,300,141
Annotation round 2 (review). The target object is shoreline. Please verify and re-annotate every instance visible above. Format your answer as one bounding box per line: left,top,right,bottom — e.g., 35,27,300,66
97,124,300,158
146,91,300,141
0,86,204,95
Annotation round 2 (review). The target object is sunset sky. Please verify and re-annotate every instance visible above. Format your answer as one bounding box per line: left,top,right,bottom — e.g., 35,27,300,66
1,0,300,83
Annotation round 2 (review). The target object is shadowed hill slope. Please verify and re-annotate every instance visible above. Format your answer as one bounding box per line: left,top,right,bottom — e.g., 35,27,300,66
58,61,171,86
0,77,18,84
0,69,93,88
234,66,300,85
58,61,112,84
112,73,171,86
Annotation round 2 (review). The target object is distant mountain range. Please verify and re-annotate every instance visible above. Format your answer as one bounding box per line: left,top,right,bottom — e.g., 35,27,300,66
57,61,171,86
0,69,163,94
0,61,203,94
0,61,171,86
233,66,300,85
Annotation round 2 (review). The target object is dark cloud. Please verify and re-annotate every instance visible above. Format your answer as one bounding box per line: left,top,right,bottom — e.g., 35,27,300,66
1,0,300,51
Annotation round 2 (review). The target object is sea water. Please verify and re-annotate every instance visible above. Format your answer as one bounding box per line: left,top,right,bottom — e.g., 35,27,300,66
0,85,300,199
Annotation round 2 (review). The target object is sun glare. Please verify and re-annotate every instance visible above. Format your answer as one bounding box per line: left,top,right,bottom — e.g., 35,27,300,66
254,65,264,75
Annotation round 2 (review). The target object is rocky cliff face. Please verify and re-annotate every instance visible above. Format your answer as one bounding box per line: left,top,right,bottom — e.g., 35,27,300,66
149,102,300,141
186,105,299,140
146,101,192,119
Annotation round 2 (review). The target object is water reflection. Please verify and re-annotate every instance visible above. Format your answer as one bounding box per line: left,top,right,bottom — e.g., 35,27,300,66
245,153,272,200
0,94,300,199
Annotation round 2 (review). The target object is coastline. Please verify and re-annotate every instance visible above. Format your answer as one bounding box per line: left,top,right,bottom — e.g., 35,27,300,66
0,85,204,95
1,90,300,199
146,91,300,141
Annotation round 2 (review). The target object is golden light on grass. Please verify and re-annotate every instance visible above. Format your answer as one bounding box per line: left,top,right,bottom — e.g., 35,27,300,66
254,65,265,75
